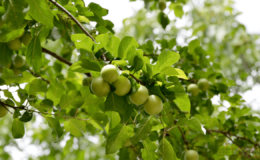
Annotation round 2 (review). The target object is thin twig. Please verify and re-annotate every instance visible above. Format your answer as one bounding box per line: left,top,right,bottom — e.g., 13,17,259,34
27,69,50,84
48,0,96,42
178,126,189,149
42,48,92,77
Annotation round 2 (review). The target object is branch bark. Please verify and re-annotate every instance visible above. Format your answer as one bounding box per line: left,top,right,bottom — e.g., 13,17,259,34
48,0,96,42
178,126,189,149
27,69,50,84
42,48,92,77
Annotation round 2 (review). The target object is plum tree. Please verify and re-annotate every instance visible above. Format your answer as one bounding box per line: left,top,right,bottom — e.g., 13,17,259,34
82,77,93,86
184,150,199,160
112,76,131,96
21,32,32,46
197,78,210,91
91,77,110,97
187,84,199,97
158,1,166,11
0,99,8,118
101,64,119,83
129,85,149,105
13,55,25,68
7,38,21,50
143,95,163,115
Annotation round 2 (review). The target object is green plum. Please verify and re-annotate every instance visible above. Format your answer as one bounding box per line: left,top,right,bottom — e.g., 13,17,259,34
187,84,199,97
91,77,110,97
0,99,8,118
101,64,119,83
13,55,25,68
197,78,210,91
7,38,21,50
184,150,199,160
112,76,131,96
129,85,149,105
21,32,32,46
82,77,93,86
143,95,163,115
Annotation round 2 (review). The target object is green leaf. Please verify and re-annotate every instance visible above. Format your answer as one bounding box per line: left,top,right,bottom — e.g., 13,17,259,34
106,124,134,154
188,39,200,54
60,90,84,110
106,111,121,130
161,67,188,79
118,36,139,59
26,36,42,72
111,60,128,67
13,109,21,119
47,79,66,105
147,86,167,102
105,93,125,115
157,12,170,29
1,68,22,85
28,79,48,95
71,34,94,52
94,33,109,52
187,117,204,134
28,0,54,28
64,119,86,137
133,55,144,72
105,35,120,57
131,116,153,144
153,49,180,75
142,138,157,160
19,111,33,123
80,59,103,72
45,117,63,140
0,24,26,42
88,2,108,17
169,3,184,18
2,0,29,28
0,43,13,67
158,138,178,160
168,76,190,118
12,118,25,139
120,103,134,124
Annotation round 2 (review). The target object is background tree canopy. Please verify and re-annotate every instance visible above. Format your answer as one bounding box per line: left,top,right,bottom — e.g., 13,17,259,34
0,0,259,159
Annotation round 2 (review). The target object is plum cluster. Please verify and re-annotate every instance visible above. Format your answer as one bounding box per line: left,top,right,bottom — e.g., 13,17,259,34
187,78,210,97
83,64,163,115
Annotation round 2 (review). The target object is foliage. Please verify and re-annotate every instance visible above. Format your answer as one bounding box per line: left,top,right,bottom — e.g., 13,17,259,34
0,0,259,159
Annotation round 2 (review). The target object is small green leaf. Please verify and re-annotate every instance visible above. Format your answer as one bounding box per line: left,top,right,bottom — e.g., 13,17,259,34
105,93,125,115
106,111,121,130
120,102,134,124
45,117,63,140
105,35,120,57
131,116,153,144
1,68,22,85
188,39,200,54
12,118,25,139
187,117,204,134
19,111,33,123
60,90,84,110
106,124,134,154
29,79,48,95
28,0,54,28
133,55,144,72
118,36,139,59
80,59,104,72
13,110,21,119
158,12,170,29
169,3,184,18
47,79,66,105
158,138,178,160
64,119,86,137
142,138,157,160
147,86,167,102
94,33,109,52
26,36,42,72
161,67,188,80
71,34,94,52
0,43,13,67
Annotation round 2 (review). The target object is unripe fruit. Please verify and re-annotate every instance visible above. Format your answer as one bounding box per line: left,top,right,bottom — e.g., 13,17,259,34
91,77,110,97
197,78,210,91
158,1,166,11
184,150,199,160
82,77,93,86
13,55,25,68
187,84,199,97
0,99,8,118
144,95,163,115
101,65,119,83
21,32,32,46
112,76,131,96
7,38,21,50
129,85,149,105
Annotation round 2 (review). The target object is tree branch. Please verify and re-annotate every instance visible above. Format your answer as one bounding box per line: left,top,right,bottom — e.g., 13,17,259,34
0,101,89,121
48,0,96,42
27,69,50,84
178,126,189,149
42,48,92,77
